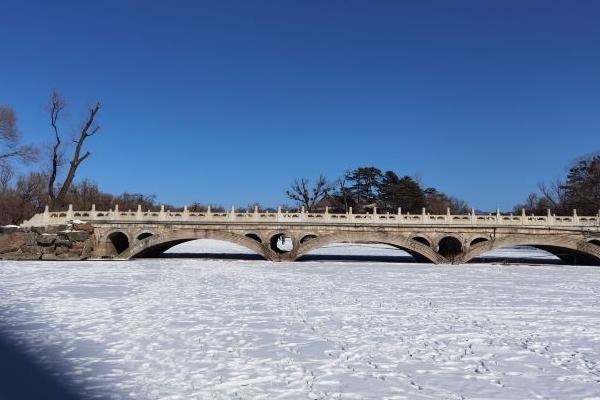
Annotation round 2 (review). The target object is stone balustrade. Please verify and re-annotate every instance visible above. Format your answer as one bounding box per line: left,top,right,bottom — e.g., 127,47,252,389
21,204,600,227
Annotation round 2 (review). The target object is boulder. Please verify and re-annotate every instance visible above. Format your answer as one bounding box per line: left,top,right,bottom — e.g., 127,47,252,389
55,239,72,248
37,234,57,246
66,231,90,242
46,225,69,234
0,233,27,254
31,226,47,235
72,223,94,233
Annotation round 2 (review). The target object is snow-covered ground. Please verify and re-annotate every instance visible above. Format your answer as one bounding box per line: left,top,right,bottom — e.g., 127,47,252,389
1,240,599,399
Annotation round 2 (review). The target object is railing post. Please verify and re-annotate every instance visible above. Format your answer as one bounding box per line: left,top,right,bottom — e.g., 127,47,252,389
546,208,552,226
325,206,330,222
43,205,50,224
301,206,306,222
90,204,96,220
521,208,526,225
230,206,236,221
573,209,578,224
422,207,426,223
447,207,451,223
207,205,212,220
159,205,165,221
253,205,259,221
495,208,500,224
113,204,119,221
183,205,189,221
277,206,282,222
471,208,476,224
67,204,74,220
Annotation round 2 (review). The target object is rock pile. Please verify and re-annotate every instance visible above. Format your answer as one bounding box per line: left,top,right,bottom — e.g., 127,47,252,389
0,223,94,260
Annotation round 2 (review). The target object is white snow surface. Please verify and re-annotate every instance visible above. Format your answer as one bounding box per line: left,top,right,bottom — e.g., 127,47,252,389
0,240,599,399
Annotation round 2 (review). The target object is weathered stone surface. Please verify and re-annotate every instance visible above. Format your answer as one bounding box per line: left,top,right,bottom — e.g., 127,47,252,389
37,234,57,246
81,241,93,259
55,245,71,256
73,223,94,233
31,226,47,235
21,245,42,257
46,225,69,234
66,230,90,242
55,239,72,248
1,226,95,261
0,233,27,254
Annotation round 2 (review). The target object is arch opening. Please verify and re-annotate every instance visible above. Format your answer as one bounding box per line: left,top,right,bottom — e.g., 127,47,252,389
245,233,262,243
298,241,420,263
137,232,153,241
412,236,430,247
589,239,600,247
300,234,317,244
134,238,265,260
470,237,489,246
470,245,561,265
270,233,293,253
535,245,600,266
107,232,130,256
438,237,463,260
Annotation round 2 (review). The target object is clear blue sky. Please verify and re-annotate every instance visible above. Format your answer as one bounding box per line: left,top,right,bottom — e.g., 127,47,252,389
1,0,599,211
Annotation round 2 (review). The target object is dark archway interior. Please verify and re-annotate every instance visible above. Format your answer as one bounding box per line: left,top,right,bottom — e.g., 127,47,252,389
470,245,600,266
470,237,488,246
589,239,600,247
412,236,430,246
245,233,262,243
535,245,600,266
438,237,463,259
137,232,153,241
300,234,317,244
107,232,130,255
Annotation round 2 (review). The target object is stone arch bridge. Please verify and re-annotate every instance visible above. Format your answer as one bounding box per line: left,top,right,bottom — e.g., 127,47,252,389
22,205,600,265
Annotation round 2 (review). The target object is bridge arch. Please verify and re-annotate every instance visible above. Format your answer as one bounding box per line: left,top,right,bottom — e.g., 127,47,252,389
118,230,270,260
459,235,600,266
293,232,448,263
437,236,464,260
269,232,295,254
410,235,432,247
136,231,154,241
106,230,130,256
588,238,600,247
469,236,489,247
245,233,262,243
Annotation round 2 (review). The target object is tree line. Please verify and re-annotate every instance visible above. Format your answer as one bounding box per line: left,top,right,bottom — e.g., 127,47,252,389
286,167,469,214
514,153,600,216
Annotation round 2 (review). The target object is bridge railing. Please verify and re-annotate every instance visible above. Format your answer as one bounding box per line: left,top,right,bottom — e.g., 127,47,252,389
20,204,600,227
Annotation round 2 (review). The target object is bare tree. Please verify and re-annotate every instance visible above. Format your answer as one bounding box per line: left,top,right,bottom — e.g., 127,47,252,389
47,91,101,209
0,163,13,191
538,178,566,211
0,105,38,164
285,175,332,212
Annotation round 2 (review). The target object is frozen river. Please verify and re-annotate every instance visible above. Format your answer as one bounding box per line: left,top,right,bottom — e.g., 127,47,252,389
1,241,600,399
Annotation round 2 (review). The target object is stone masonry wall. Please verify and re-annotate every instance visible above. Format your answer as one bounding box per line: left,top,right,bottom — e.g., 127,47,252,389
0,223,94,260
